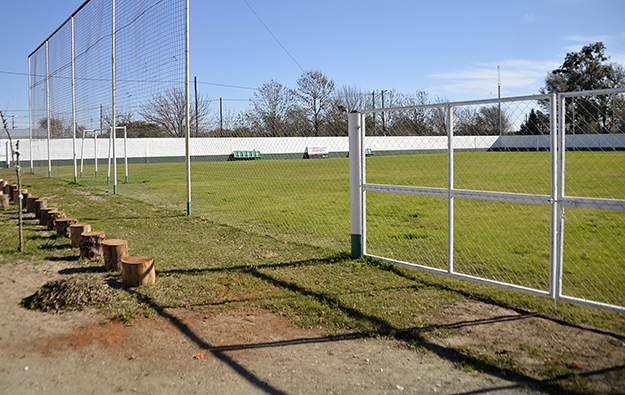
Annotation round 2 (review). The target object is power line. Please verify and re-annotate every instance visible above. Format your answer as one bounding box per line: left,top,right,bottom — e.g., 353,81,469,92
1,70,257,91
243,0,305,73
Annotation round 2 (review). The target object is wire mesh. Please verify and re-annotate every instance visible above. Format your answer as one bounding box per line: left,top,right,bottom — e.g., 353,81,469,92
560,91,625,307
28,0,186,180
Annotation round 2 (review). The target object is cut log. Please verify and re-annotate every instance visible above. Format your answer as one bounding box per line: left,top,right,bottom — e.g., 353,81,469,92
0,193,8,209
56,218,78,237
121,256,155,287
1,181,10,196
80,231,106,259
102,239,129,272
8,184,17,202
39,207,57,226
34,199,47,220
47,211,66,230
26,196,40,213
13,188,27,204
69,223,91,248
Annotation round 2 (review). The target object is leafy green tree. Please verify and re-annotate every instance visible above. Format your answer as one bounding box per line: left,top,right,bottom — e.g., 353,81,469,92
519,109,549,135
541,42,624,134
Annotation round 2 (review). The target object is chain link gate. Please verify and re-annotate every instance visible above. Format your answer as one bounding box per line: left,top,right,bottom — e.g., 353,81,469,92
349,88,625,314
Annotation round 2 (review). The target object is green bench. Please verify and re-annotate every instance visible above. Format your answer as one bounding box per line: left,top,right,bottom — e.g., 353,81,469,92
229,150,261,161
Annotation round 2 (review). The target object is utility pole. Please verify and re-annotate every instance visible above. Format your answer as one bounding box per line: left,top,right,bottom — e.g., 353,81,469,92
371,91,376,136
381,90,388,136
498,66,502,136
220,98,223,137
194,76,199,137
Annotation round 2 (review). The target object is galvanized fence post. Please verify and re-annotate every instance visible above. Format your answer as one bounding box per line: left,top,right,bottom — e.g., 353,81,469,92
349,112,363,259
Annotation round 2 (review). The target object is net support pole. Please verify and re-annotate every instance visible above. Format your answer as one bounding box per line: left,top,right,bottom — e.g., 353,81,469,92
124,126,128,183
28,56,33,173
348,112,363,259
111,0,117,194
46,41,51,177
71,17,77,184
185,0,191,216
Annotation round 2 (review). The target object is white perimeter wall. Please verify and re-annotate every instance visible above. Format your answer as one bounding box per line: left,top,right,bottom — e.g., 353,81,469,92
2,134,624,163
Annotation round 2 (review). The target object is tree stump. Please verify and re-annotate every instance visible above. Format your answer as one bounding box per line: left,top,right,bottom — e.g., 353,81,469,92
102,239,129,272
8,184,17,202
34,199,47,220
69,223,91,248
26,196,40,213
47,211,66,230
56,218,78,237
0,193,8,209
80,231,106,259
1,181,10,196
13,188,27,204
39,207,57,226
121,256,155,287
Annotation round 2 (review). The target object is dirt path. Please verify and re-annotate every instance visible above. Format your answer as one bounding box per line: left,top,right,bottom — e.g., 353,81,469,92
1,261,624,394
0,261,534,394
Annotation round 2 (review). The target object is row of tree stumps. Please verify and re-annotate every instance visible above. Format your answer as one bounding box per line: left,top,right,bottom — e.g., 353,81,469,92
1,179,155,287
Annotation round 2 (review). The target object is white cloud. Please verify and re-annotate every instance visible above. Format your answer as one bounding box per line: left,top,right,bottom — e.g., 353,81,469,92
523,14,536,23
428,59,560,98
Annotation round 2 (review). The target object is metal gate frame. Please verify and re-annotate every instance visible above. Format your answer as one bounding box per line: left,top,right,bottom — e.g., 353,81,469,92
349,88,625,314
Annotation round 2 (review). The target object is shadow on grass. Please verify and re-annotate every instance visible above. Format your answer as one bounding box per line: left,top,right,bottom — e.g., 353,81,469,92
155,256,622,395
47,255,81,262
109,278,295,395
59,265,106,274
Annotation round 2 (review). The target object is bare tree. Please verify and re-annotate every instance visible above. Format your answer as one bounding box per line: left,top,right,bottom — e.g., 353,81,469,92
248,79,294,136
139,88,211,137
294,70,335,136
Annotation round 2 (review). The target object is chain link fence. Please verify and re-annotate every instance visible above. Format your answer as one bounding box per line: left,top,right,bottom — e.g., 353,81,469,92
357,89,625,312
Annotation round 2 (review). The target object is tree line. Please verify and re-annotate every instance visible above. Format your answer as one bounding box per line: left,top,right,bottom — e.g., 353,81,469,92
40,42,623,139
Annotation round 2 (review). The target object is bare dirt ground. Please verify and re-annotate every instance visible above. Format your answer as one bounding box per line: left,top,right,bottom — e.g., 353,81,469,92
1,260,624,394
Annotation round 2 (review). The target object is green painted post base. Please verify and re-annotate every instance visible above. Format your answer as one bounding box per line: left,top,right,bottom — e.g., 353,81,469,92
74,176,77,184
48,170,51,178
351,234,362,259
95,171,98,178
187,202,191,216
125,176,128,183
107,176,110,185
114,185,117,194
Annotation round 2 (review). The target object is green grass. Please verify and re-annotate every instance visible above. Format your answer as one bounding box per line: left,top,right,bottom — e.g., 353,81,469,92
20,150,625,308
1,168,624,394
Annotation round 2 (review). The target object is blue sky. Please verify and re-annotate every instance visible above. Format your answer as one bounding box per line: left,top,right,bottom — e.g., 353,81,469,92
1,0,624,128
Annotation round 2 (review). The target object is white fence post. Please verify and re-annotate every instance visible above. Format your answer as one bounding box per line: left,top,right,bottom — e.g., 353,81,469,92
349,112,363,259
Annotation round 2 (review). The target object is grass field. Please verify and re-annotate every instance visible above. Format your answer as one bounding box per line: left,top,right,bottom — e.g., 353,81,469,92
1,161,625,393
25,150,625,307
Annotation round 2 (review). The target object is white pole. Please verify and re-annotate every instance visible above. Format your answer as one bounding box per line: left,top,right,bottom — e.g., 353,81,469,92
112,0,117,194
348,112,362,259
549,93,558,300
80,129,86,178
185,0,191,215
447,104,454,274
71,17,77,184
107,128,112,184
28,56,33,173
124,126,128,183
46,41,51,177
94,128,98,177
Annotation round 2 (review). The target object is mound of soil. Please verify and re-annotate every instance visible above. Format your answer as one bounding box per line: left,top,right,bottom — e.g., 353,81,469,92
21,276,116,313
